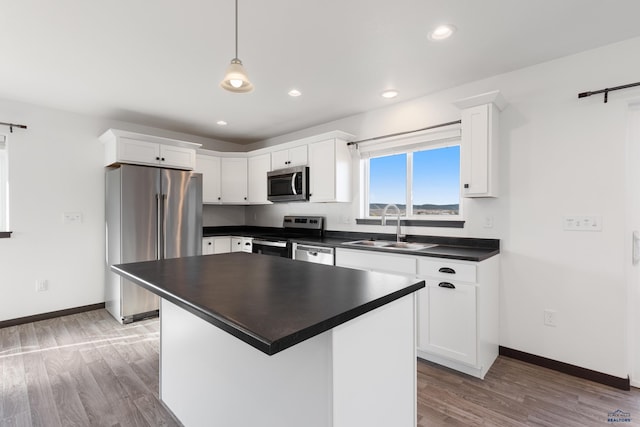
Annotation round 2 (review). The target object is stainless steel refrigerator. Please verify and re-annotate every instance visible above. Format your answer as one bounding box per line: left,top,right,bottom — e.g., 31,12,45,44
105,164,202,323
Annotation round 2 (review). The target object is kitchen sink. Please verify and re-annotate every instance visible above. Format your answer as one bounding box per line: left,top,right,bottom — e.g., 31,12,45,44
343,240,390,247
343,240,437,251
383,242,437,250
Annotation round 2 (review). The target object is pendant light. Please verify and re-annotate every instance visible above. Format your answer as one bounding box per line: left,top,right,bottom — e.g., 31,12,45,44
220,0,253,93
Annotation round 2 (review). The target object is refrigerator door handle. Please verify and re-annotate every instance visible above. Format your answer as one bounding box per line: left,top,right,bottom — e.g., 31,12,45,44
161,194,168,259
156,194,162,260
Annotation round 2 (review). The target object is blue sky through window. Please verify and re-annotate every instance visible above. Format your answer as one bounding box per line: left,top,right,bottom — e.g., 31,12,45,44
368,145,460,216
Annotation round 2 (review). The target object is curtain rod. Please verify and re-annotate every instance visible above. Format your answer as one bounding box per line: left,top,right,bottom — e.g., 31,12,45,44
578,81,640,103
346,120,461,146
0,121,28,133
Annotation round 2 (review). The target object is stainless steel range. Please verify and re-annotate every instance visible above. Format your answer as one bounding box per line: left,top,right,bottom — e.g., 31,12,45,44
251,215,325,259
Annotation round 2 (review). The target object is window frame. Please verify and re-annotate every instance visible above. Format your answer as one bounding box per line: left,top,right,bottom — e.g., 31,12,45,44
362,139,462,221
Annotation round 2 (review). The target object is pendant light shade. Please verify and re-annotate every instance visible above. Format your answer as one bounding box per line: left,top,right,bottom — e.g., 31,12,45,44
221,58,253,92
220,0,253,93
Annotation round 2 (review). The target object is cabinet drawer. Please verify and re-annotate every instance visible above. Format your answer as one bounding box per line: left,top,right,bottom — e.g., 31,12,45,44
417,258,476,283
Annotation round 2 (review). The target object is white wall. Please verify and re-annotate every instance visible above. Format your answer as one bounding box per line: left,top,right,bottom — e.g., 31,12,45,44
245,37,640,378
0,98,235,321
2,36,638,379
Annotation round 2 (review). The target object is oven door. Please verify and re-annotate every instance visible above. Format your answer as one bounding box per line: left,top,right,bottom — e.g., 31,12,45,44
251,239,290,258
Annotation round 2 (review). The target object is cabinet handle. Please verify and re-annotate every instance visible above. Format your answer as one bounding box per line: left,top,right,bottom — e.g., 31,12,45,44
208,242,212,245
438,282,456,289
218,197,221,200
161,157,165,161
438,267,456,274
464,184,469,189
244,197,247,200
156,156,160,160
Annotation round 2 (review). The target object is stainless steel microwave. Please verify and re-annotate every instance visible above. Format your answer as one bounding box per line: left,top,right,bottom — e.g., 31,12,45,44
267,166,309,202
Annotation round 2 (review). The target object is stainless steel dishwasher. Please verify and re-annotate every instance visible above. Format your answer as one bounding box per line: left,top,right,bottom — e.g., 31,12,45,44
293,243,334,265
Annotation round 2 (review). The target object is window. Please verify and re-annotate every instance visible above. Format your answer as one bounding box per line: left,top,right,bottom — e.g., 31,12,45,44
0,134,8,232
365,144,460,218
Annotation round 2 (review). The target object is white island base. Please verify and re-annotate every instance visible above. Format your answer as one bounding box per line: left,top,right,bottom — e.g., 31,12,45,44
160,294,417,427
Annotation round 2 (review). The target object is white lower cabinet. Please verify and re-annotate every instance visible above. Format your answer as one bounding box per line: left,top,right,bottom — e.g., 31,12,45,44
202,236,231,255
231,236,253,253
419,279,476,366
335,247,499,379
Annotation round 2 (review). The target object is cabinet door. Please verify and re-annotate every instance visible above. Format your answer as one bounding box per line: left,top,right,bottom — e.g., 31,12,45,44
271,149,290,170
460,103,498,197
160,145,196,170
220,158,248,204
308,139,335,202
213,237,231,254
231,237,243,252
309,139,351,202
195,154,222,203
118,137,160,166
288,145,308,167
202,237,215,255
420,279,476,365
247,154,271,204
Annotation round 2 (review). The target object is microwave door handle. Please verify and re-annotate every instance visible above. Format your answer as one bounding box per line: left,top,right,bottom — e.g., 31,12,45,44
291,172,298,195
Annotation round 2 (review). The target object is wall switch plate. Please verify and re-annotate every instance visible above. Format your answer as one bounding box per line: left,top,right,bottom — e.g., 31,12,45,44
63,212,83,225
544,309,557,327
483,216,494,228
563,215,602,231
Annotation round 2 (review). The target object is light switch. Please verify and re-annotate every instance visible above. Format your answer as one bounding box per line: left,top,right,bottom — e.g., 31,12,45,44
563,215,602,231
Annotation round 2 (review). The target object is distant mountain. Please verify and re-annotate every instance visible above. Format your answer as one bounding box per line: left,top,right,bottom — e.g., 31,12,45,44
369,203,458,211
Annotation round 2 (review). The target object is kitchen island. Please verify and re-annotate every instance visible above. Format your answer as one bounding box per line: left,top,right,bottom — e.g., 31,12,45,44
112,252,425,427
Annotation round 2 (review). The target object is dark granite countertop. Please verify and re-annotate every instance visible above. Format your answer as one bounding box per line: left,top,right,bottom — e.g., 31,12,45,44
112,253,424,355
203,226,499,262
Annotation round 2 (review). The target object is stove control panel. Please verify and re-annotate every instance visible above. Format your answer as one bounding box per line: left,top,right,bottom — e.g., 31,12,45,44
283,215,325,230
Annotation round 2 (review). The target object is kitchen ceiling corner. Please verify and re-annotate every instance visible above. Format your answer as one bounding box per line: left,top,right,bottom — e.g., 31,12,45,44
1,0,639,144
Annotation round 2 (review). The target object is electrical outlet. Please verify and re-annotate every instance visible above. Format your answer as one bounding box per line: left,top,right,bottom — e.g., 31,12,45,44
63,212,83,225
483,216,494,228
544,309,557,327
36,279,48,292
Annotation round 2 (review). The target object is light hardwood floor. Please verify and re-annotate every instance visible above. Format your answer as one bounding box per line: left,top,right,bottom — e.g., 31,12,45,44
1,309,639,426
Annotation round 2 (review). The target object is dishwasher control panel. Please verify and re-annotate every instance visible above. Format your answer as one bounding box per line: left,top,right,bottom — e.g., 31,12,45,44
292,243,335,265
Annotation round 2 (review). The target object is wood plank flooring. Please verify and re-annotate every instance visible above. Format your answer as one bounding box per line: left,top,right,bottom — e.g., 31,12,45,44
2,309,639,426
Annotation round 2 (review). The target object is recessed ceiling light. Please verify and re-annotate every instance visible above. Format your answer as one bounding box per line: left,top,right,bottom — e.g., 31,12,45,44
288,89,302,97
381,90,399,99
216,120,228,126
428,24,456,41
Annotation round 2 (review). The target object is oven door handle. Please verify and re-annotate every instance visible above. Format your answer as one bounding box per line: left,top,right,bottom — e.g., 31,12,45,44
253,240,288,248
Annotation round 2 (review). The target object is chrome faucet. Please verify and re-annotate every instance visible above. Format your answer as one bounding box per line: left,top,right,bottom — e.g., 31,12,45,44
381,204,405,242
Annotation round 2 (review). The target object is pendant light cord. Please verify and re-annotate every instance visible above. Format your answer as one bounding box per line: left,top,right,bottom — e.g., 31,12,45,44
234,0,238,59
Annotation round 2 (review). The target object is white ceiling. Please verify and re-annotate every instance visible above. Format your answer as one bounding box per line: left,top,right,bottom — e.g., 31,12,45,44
1,0,640,144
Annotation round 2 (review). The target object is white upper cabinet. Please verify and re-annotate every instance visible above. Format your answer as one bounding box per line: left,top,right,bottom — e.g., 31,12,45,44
101,129,200,170
220,157,248,204
271,145,308,170
247,153,272,204
308,138,352,202
194,154,221,204
454,91,506,198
